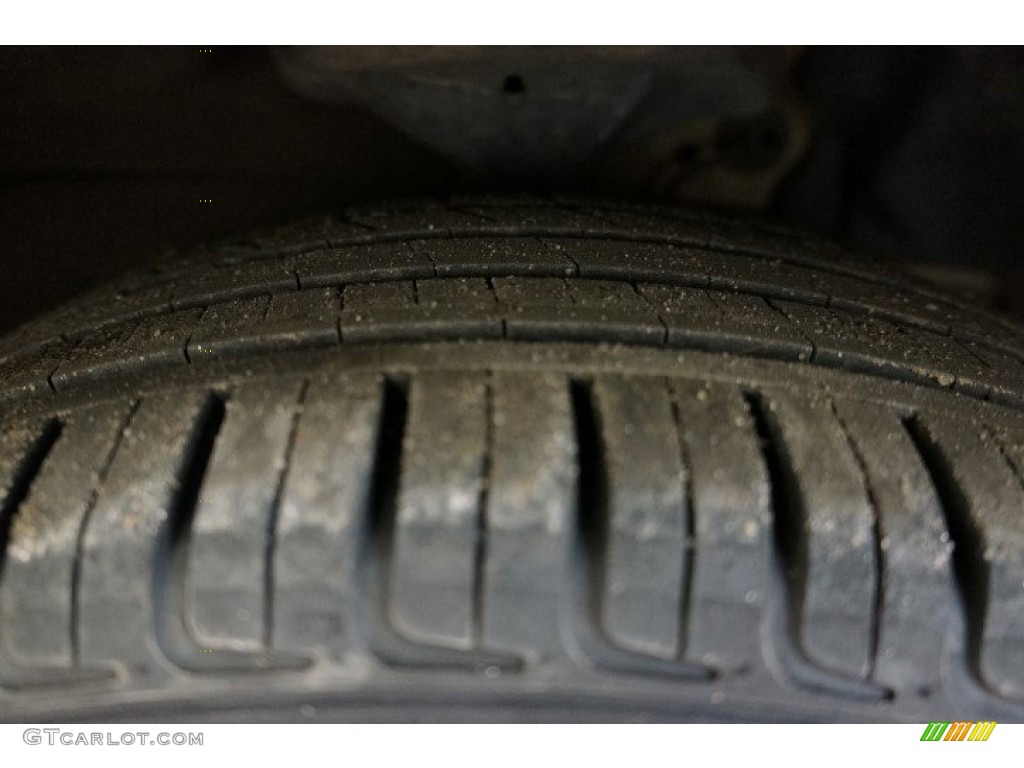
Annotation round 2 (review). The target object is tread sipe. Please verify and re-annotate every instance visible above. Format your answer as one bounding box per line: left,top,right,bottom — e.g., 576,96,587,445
0,199,1022,722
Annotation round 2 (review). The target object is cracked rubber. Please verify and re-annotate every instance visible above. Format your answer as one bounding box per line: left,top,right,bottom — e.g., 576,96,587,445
1,198,1023,722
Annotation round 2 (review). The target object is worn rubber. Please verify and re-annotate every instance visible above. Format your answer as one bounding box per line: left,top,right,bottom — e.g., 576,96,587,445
0,198,1023,722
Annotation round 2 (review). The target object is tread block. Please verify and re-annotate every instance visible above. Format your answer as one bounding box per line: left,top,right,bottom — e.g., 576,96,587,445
187,382,305,649
671,381,771,671
412,238,576,278
828,283,961,336
594,376,686,659
415,277,497,311
914,416,1024,697
347,207,495,235
763,392,878,679
492,277,572,309
0,302,93,360
774,300,986,388
482,372,575,657
640,284,811,360
391,372,488,648
497,277,663,343
453,204,608,234
290,243,435,288
574,204,879,279
272,374,382,656
259,288,340,347
77,391,210,673
170,260,297,311
832,400,954,693
186,292,340,361
560,206,727,246
344,281,416,313
952,340,1024,403
51,310,199,388
344,311,503,342
57,284,174,339
567,279,649,313
0,341,70,402
340,279,501,341
1,403,132,666
540,238,709,285
50,325,137,387
243,215,335,253
706,253,834,305
187,296,272,359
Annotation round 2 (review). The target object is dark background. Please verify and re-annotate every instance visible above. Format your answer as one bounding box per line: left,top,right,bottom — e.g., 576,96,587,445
1,46,1022,336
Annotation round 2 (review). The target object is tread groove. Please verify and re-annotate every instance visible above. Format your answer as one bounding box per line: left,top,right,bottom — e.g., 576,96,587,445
569,378,711,680
744,393,807,653
745,392,890,700
829,401,886,678
155,391,227,658
364,377,409,651
70,400,140,664
362,378,520,670
0,419,63,586
569,379,610,637
470,375,493,647
262,381,310,649
666,380,696,660
902,415,989,686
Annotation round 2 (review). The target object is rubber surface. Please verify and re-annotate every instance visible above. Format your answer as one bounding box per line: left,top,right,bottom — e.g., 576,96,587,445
0,199,1023,722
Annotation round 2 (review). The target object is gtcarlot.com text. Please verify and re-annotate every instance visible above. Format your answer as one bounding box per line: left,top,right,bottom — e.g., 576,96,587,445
23,729,203,746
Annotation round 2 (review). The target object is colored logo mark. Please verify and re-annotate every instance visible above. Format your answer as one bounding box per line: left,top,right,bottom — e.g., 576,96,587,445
920,721,997,741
